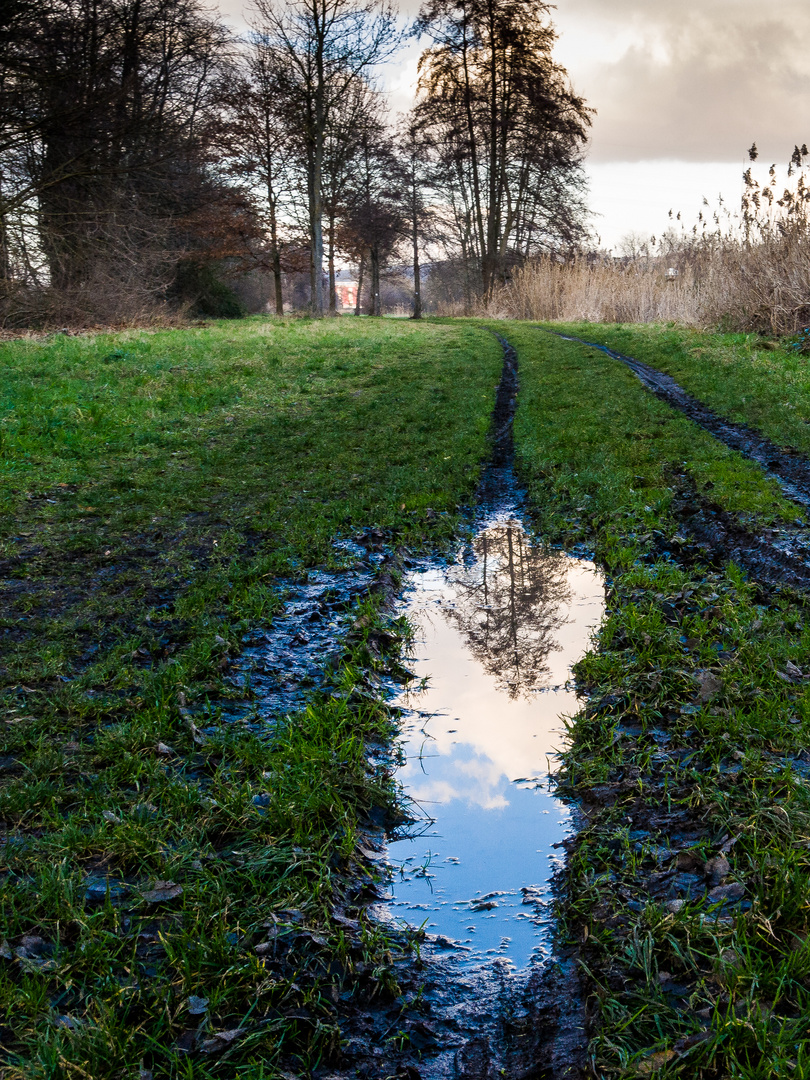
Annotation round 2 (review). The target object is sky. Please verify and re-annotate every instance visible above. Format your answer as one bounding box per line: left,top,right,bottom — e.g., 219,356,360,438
218,0,810,251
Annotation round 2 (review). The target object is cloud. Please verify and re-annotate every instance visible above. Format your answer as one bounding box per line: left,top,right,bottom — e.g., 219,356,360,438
553,0,810,162
214,0,810,165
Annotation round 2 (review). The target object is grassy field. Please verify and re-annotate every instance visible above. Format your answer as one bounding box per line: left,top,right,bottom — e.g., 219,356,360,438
5,313,810,1078
0,317,502,1078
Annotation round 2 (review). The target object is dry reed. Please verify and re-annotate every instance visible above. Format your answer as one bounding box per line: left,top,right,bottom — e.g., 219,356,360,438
490,148,810,335
495,257,700,325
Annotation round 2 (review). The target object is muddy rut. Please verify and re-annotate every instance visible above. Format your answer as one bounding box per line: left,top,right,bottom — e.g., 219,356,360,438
541,327,810,590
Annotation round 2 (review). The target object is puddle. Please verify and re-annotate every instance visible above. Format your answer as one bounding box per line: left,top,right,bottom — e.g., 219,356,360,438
387,513,604,969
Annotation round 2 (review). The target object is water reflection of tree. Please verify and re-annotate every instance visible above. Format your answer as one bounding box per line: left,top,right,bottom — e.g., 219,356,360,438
443,521,572,698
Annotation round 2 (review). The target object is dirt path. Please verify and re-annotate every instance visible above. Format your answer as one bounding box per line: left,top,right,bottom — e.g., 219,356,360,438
324,334,592,1080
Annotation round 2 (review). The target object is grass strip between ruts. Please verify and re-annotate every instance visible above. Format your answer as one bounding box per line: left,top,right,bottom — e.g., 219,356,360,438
552,321,810,461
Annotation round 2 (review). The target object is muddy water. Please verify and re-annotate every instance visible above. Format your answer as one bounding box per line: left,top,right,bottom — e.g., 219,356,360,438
388,513,604,970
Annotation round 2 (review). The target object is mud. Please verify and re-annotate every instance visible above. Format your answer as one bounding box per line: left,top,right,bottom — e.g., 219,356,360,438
349,336,597,1080
290,335,596,1080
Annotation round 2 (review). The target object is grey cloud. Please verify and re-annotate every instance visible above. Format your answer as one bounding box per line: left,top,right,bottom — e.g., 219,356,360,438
213,0,810,164
557,0,810,162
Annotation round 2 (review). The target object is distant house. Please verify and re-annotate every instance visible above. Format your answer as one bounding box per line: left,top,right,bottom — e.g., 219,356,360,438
334,269,358,309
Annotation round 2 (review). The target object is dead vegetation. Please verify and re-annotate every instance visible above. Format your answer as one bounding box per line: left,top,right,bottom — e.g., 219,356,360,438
494,146,810,337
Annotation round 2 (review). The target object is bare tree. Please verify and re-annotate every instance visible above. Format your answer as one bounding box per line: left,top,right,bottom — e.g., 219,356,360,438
322,79,378,313
0,0,238,310
250,0,401,315
399,117,432,318
415,0,592,299
344,119,405,315
223,43,297,314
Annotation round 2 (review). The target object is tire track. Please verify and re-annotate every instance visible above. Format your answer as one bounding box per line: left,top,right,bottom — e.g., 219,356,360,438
538,327,810,588
542,328,810,508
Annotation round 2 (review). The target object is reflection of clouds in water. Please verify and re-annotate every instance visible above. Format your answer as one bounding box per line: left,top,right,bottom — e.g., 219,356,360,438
399,520,604,812
390,520,605,966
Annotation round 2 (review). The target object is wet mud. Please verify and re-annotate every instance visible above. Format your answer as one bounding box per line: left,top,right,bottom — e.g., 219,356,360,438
542,327,810,589
269,335,598,1080
341,336,600,1080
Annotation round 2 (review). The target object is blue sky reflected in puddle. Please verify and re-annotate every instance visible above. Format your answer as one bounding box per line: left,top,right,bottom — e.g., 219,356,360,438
388,517,604,969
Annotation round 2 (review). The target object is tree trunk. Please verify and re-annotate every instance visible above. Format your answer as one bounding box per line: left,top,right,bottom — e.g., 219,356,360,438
484,0,500,298
459,27,487,298
411,220,421,319
265,121,284,316
355,253,364,315
0,186,9,282
370,244,381,316
411,166,421,319
327,212,336,314
310,29,326,317
272,246,283,315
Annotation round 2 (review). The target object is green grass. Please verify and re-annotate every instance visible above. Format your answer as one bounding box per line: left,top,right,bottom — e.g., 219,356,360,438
496,322,797,538
552,321,810,458
8,310,810,1079
0,316,502,1078
508,320,810,1079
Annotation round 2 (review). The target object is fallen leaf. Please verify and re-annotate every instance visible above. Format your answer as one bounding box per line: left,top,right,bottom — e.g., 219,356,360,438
186,718,206,745
156,742,175,756
102,810,121,824
140,880,183,903
674,1030,711,1052
200,1028,243,1054
704,855,730,886
696,671,722,702
332,913,360,932
84,878,130,903
0,941,12,960
637,1048,677,1074
175,1029,198,1053
777,660,807,684
676,851,704,873
187,995,209,1015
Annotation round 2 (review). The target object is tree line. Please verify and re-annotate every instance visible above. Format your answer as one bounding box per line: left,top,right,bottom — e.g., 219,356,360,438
0,0,592,323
